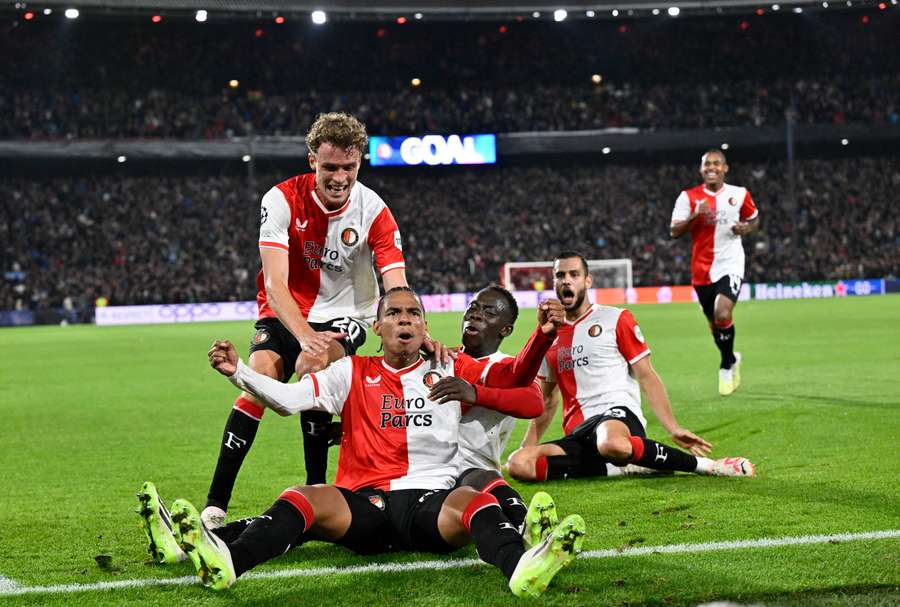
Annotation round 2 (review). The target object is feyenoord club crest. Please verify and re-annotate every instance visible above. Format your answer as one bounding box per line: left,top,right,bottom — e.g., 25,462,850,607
341,227,359,247
368,495,385,510
588,324,603,337
423,371,442,387
254,329,270,344
728,196,737,206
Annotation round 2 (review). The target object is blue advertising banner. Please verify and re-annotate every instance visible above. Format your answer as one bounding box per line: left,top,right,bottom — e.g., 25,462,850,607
752,279,885,300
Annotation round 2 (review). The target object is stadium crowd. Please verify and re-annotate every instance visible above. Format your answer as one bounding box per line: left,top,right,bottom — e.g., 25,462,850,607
1,12,897,138
4,74,898,139
2,157,897,312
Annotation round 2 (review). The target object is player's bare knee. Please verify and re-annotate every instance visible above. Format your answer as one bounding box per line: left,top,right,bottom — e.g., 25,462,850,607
597,437,632,463
248,350,284,378
296,352,328,377
714,309,732,325
507,451,536,481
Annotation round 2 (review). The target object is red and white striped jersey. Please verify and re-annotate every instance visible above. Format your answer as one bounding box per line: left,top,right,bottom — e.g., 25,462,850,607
456,351,518,474
308,353,502,491
538,304,650,436
671,183,759,286
256,173,405,324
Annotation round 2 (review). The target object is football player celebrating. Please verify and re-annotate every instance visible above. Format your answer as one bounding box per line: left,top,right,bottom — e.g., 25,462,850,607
202,112,447,530
443,286,559,545
142,288,585,597
670,149,760,395
507,252,756,483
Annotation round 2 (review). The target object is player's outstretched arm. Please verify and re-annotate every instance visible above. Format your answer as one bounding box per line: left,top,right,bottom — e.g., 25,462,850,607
521,381,559,447
480,299,564,389
631,357,712,457
208,339,320,417
428,377,543,418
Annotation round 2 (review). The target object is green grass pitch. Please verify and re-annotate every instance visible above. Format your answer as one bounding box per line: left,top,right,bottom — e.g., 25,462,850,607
1,296,898,606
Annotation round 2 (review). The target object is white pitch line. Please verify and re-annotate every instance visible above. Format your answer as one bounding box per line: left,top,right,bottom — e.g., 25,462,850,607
2,529,898,597
0,575,20,592
580,529,900,559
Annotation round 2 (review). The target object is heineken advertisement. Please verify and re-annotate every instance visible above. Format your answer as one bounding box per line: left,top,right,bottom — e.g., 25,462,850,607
752,279,885,300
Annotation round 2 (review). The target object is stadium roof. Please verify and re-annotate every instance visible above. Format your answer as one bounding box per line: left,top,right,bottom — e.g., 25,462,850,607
28,0,838,19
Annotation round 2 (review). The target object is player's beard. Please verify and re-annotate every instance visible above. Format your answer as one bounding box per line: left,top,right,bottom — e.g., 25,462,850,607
557,285,586,313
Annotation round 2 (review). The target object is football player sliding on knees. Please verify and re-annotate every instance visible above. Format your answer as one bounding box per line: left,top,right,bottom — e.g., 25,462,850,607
507,251,756,484
145,288,585,597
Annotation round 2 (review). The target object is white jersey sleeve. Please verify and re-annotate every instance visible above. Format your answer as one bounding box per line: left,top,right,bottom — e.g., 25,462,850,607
229,357,352,416
229,359,317,416
307,357,353,416
671,190,691,224
258,187,291,251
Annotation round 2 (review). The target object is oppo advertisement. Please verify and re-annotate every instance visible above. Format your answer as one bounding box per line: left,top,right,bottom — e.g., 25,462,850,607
369,134,497,166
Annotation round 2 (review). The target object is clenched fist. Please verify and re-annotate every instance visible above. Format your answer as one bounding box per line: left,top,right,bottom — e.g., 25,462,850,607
208,340,239,376
537,298,565,336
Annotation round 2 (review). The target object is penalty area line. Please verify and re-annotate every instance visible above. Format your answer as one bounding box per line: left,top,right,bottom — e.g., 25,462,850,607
2,529,898,597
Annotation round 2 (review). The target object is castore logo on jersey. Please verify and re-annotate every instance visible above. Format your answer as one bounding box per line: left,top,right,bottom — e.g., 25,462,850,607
365,374,382,386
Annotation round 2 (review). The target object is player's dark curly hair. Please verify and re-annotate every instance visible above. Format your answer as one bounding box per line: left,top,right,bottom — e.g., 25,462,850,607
555,250,589,275
376,286,425,320
482,285,519,324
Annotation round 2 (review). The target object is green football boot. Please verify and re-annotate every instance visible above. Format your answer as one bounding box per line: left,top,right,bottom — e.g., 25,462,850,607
170,498,236,590
509,514,585,598
135,481,186,564
522,491,559,548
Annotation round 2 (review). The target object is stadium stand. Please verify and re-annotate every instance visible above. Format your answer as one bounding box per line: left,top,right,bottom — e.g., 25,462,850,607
3,158,898,312
0,13,897,137
2,8,898,321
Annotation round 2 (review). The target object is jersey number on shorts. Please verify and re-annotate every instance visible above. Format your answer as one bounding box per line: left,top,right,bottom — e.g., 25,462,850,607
332,317,364,343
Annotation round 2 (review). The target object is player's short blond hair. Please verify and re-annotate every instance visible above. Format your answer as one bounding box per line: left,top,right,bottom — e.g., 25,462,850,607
306,112,368,156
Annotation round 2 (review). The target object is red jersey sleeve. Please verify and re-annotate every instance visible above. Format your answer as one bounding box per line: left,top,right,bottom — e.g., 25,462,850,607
454,355,543,418
367,206,406,274
471,382,543,419
454,354,487,384
615,309,651,365
480,327,554,388
739,189,759,221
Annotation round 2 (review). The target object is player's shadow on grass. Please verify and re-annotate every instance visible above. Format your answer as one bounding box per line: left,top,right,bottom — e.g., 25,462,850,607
610,472,897,518
565,556,899,607
743,391,898,409
729,475,898,519
272,541,477,568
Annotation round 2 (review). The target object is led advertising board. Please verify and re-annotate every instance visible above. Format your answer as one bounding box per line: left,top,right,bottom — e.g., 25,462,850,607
369,134,497,166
